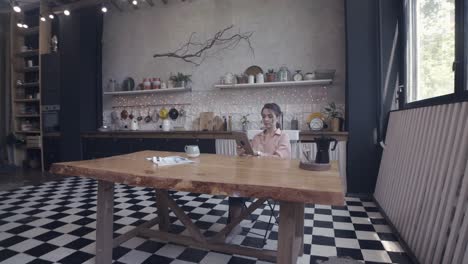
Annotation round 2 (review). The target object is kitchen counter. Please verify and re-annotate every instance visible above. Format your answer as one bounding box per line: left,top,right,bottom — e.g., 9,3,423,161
82,130,348,141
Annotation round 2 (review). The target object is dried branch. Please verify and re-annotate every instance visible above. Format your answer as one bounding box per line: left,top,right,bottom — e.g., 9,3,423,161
153,25,254,66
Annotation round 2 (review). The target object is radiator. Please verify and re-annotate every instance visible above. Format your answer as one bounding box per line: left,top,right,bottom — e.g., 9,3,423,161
374,102,468,264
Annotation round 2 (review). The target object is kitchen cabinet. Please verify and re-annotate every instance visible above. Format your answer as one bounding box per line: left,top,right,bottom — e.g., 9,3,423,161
81,137,216,160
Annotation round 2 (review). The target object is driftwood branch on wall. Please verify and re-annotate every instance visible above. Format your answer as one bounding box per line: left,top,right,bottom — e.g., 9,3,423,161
153,25,254,66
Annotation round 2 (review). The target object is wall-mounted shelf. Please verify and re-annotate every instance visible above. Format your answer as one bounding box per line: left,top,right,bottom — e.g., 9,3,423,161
214,79,333,89
17,82,40,87
15,50,39,57
15,130,41,134
14,99,40,103
18,26,39,36
16,114,40,118
16,66,39,73
104,87,191,96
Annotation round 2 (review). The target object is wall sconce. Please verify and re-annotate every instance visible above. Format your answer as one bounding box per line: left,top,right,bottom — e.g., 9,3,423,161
12,1,21,13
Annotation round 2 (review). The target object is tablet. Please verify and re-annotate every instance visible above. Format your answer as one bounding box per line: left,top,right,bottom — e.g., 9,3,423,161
232,131,254,155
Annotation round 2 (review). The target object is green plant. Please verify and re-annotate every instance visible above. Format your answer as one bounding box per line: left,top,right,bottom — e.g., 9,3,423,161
323,102,342,119
240,114,250,126
170,72,192,83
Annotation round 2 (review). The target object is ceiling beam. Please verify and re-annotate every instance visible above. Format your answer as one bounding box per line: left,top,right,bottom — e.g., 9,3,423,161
51,0,107,13
145,0,154,7
127,0,138,10
110,0,123,12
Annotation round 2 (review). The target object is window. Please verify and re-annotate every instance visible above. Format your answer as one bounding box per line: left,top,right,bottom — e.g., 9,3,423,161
405,0,456,103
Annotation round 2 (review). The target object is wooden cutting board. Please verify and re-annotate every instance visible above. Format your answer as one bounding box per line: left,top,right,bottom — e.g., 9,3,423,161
199,112,215,131
213,116,224,131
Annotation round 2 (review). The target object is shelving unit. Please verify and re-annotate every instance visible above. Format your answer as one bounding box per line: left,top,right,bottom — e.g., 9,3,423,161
10,8,43,170
214,79,333,89
103,87,191,96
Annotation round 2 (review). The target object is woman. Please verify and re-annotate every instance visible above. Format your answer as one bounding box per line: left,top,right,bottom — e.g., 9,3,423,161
237,103,291,159
227,103,291,242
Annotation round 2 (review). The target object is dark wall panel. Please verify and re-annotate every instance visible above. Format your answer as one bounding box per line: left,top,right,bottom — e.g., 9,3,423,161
345,0,380,194
59,7,102,162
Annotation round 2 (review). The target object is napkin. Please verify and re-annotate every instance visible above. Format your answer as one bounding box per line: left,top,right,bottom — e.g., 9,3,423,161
146,156,195,166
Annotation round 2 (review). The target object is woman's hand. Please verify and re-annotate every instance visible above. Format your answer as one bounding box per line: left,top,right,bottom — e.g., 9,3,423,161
237,146,262,157
236,145,247,156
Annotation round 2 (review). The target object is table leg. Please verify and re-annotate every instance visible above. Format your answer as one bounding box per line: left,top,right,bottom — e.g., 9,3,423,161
295,203,305,256
278,201,301,264
96,180,114,264
155,189,170,231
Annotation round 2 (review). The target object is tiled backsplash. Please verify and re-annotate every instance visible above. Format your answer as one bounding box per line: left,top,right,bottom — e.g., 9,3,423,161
103,86,344,131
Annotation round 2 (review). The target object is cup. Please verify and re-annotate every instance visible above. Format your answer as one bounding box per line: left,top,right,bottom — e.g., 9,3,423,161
185,145,200,157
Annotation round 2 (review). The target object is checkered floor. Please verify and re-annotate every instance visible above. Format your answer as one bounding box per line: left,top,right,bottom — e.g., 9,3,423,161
0,177,413,264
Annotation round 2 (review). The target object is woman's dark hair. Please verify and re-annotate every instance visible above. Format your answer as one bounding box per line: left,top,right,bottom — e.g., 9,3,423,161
261,103,282,128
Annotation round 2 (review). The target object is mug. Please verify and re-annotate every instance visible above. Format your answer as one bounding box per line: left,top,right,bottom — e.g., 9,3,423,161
185,145,200,157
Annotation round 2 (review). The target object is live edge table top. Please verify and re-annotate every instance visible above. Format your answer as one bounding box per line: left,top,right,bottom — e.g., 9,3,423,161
50,151,344,205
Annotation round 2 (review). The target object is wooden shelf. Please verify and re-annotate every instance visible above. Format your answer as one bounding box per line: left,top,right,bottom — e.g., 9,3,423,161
18,26,39,36
15,50,39,57
16,114,40,118
214,79,333,89
15,130,41,134
14,99,40,103
104,87,191,96
16,66,39,73
18,82,40,87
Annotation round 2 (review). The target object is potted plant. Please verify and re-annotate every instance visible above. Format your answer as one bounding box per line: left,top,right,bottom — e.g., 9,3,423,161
323,102,343,132
170,72,192,88
240,114,250,131
266,69,276,82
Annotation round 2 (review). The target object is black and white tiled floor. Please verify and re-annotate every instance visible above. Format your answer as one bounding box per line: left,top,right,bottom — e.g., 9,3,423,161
0,177,412,264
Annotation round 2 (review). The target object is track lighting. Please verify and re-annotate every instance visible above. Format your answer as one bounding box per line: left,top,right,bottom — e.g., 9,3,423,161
12,1,21,13
49,14,55,19
40,15,46,22
64,9,70,16
23,24,28,29
17,22,23,28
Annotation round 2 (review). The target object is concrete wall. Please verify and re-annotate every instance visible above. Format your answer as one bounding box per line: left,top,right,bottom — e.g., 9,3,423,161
102,0,345,130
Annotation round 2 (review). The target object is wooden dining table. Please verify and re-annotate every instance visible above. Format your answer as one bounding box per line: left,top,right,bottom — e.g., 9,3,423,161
50,150,344,264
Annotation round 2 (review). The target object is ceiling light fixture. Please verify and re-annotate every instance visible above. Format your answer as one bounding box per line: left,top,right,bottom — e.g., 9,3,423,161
64,9,70,16
23,24,28,29
40,15,46,22
132,0,138,6
49,14,55,19
101,5,108,13
12,1,21,13
17,22,23,28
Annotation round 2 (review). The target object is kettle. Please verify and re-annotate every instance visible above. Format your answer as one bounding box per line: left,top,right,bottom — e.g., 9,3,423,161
314,137,338,164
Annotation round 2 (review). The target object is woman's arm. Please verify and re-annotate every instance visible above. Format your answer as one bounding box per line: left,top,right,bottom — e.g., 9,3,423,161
257,134,291,159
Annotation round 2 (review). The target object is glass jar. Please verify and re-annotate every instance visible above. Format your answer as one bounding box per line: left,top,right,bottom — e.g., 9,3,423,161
277,65,291,82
